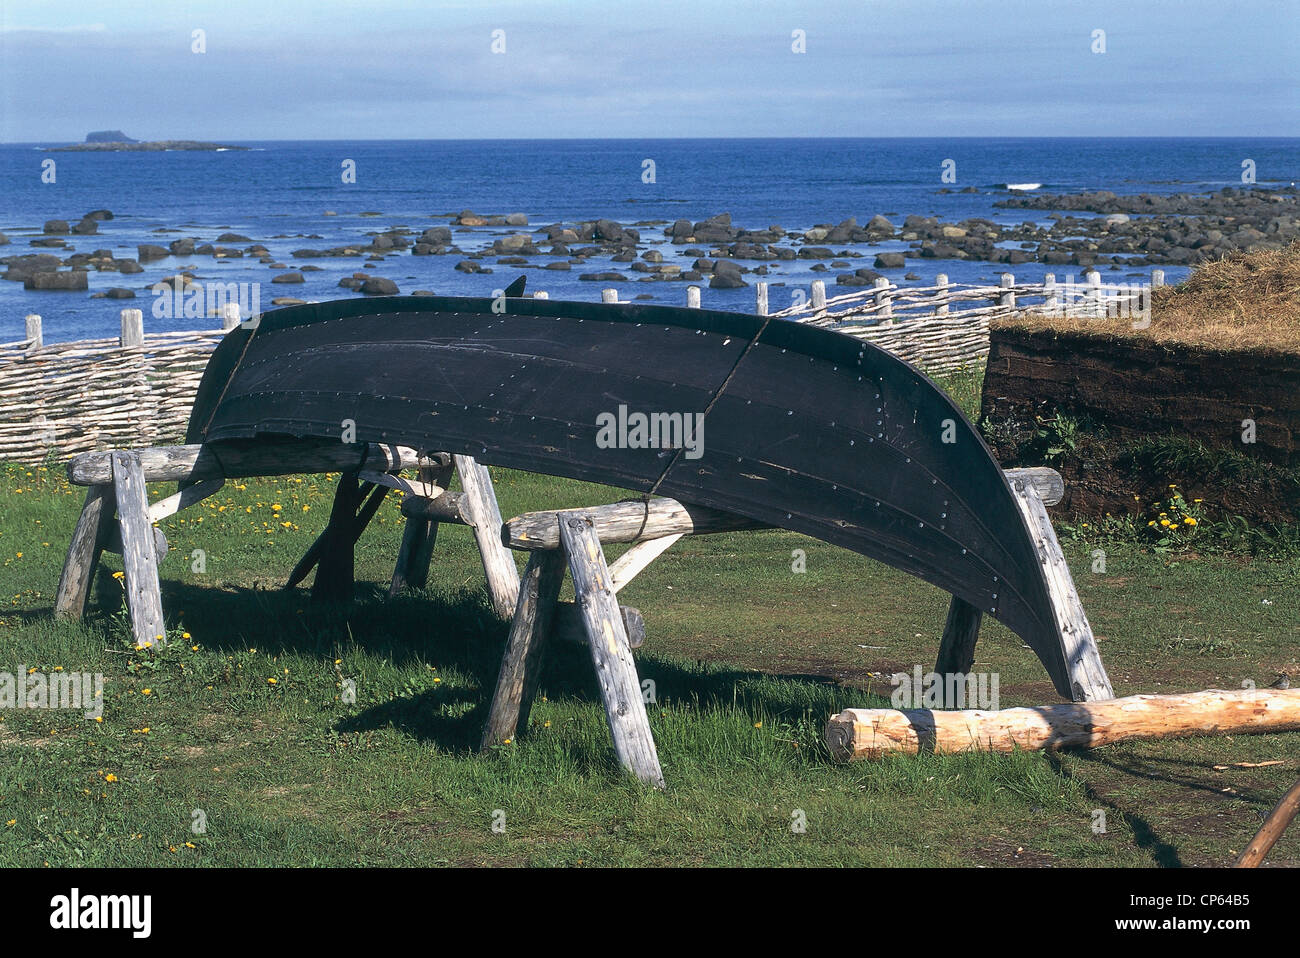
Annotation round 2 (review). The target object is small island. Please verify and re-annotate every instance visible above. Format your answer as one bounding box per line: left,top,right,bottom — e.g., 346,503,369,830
54,131,247,152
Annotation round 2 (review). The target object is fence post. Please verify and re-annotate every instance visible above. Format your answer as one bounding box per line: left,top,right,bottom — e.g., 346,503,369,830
935,274,949,316
1086,269,1102,316
534,291,548,299
755,282,768,316
1151,269,1165,288
601,288,619,304
998,273,1016,309
120,308,144,348
1044,273,1058,314
686,286,701,309
221,301,242,331
24,314,42,352
873,277,893,323
811,279,826,313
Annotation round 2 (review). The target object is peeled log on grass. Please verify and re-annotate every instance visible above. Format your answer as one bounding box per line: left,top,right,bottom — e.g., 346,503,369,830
825,688,1300,762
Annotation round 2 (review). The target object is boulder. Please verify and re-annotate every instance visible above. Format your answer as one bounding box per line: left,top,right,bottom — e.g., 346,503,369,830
138,244,169,261
169,238,195,255
71,218,98,235
873,252,906,269
84,209,114,221
105,287,136,299
505,212,529,226
360,277,399,294
216,233,252,243
272,272,305,284
24,270,88,290
43,220,70,234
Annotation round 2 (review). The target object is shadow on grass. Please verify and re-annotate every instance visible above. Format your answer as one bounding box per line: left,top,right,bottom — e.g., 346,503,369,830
136,576,888,757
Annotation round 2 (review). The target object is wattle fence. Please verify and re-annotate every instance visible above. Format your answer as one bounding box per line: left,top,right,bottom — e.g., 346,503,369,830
0,269,1165,464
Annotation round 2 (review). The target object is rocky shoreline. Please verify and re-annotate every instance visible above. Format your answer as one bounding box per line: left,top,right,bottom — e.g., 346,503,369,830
3,187,1296,303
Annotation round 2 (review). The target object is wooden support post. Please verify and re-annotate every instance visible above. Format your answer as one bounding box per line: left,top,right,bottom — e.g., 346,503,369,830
390,462,453,595
686,286,701,309
146,478,225,524
1008,476,1113,702
935,274,949,316
291,478,386,594
55,484,114,620
533,291,548,299
1151,268,1165,288
601,288,619,304
24,314,42,352
559,516,663,786
454,455,520,618
608,533,682,593
480,549,567,749
119,308,144,349
111,451,166,647
309,472,364,602
554,602,645,649
934,596,982,676
1236,776,1300,868
755,282,768,316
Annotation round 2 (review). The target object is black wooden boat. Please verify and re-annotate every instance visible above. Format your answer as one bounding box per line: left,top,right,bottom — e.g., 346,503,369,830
188,293,1078,698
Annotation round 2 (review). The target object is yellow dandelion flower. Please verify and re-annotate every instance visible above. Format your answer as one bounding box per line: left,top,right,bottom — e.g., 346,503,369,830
1160,519,1171,527
142,688,151,695
105,773,117,782
753,721,763,728
94,716,103,723
182,632,191,640
112,571,125,580
1185,518,1197,526
268,678,277,685
4,820,14,827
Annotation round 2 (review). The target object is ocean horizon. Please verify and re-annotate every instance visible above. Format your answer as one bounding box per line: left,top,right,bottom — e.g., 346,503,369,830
3,136,1298,342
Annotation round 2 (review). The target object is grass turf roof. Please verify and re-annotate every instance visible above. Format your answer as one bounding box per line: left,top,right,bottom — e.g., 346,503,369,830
993,241,1300,355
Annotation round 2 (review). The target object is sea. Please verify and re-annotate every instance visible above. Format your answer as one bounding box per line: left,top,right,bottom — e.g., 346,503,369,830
1,137,1297,343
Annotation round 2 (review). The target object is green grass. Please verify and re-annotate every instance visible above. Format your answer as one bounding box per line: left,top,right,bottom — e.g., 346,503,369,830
0,370,1298,867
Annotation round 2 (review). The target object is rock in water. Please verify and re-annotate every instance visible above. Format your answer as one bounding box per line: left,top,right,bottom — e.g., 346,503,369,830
360,277,399,295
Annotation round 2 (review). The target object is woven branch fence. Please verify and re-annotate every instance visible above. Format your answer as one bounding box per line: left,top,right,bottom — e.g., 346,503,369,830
0,270,1165,464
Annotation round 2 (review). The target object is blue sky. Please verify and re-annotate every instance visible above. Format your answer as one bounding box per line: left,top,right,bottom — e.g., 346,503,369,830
1,0,1296,141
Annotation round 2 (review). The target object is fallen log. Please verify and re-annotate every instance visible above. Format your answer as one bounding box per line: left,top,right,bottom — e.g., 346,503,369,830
825,688,1300,762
